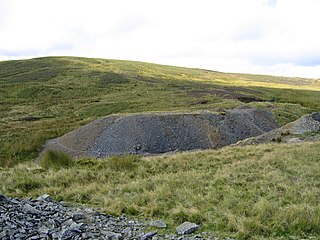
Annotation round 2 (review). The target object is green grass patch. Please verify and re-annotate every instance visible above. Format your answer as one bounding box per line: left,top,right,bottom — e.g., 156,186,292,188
1,142,320,239
39,150,74,170
105,155,140,171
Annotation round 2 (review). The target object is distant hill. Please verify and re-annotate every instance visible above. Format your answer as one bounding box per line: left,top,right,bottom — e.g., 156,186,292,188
0,56,319,165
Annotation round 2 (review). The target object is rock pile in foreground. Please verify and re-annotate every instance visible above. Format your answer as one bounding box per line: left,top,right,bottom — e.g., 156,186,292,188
41,107,279,158
0,194,227,240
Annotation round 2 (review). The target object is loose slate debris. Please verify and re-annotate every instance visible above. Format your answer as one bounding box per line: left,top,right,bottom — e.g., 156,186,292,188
0,193,228,239
19,115,42,121
42,107,279,158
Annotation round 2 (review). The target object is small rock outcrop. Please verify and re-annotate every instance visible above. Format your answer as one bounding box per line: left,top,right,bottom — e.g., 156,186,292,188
41,108,279,158
290,112,320,134
0,193,220,240
237,112,320,145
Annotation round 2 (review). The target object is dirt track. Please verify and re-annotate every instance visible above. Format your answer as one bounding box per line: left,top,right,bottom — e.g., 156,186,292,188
42,108,279,158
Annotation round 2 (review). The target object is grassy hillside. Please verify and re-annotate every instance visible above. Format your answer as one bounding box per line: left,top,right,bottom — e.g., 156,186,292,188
2,143,320,239
0,56,319,166
1,56,320,239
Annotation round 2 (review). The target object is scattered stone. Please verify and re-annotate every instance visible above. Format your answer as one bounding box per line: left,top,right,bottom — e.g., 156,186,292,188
191,100,209,105
36,194,53,202
20,115,42,121
63,219,77,228
72,212,86,222
176,222,200,235
0,194,222,240
61,227,82,240
149,220,167,228
134,144,142,151
141,230,157,240
23,203,41,215
50,231,63,239
0,232,6,238
103,231,123,239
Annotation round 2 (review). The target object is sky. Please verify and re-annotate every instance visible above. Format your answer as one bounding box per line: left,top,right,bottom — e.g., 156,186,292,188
0,0,320,78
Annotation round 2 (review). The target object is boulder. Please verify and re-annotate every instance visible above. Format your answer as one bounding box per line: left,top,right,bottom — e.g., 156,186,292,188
176,222,200,235
149,220,167,228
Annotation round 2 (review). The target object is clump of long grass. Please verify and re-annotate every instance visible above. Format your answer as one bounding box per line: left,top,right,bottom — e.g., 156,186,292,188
39,150,74,170
106,155,139,171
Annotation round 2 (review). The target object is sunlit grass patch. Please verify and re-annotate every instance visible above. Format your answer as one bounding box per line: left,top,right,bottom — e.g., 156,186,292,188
1,142,320,239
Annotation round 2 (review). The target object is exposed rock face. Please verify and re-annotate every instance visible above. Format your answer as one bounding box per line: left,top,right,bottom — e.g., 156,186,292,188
237,112,320,145
41,108,279,158
290,112,320,134
0,193,219,239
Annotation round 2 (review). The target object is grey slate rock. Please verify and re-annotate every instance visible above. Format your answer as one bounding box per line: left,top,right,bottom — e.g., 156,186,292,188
141,230,157,240
0,194,223,240
149,220,167,228
50,231,63,239
23,203,41,215
36,194,53,202
103,231,123,239
0,231,6,238
176,222,200,235
62,218,75,227
72,212,86,222
61,227,82,240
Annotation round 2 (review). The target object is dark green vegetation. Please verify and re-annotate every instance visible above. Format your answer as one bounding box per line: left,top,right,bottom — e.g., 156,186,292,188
1,56,320,239
39,150,74,170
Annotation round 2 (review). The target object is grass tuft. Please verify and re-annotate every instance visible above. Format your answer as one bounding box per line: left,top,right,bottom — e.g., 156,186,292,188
106,155,140,171
39,150,74,170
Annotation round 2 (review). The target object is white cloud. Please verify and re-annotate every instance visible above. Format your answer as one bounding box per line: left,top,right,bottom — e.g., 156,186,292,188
0,0,319,78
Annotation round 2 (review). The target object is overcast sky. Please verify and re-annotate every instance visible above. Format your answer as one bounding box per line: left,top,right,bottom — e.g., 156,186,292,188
0,0,320,78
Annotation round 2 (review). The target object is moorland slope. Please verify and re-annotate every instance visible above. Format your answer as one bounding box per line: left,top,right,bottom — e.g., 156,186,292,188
1,56,320,165
1,57,320,239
